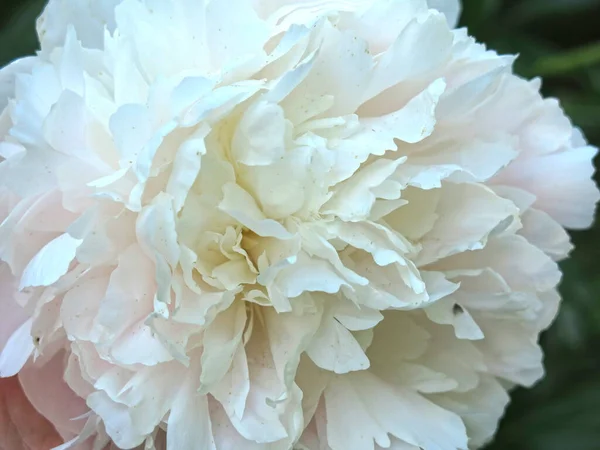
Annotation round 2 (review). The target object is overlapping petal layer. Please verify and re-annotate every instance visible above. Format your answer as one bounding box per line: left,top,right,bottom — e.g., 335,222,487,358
0,0,598,449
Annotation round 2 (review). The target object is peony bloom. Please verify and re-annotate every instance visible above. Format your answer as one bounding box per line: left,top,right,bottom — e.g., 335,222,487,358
0,0,598,449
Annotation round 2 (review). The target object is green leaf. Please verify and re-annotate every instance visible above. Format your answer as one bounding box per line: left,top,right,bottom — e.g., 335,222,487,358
459,0,502,29
0,0,45,66
557,94,600,137
505,0,600,26
586,68,600,95
489,33,559,77
490,381,600,450
530,42,600,77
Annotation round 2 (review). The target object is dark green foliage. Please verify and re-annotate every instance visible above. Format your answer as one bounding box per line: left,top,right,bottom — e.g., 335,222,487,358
1,1,599,448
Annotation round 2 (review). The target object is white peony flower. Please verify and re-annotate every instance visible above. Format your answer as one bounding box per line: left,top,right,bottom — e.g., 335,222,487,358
0,0,598,449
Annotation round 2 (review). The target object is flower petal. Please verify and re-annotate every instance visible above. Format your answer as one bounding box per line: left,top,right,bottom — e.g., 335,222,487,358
323,371,468,450
19,233,82,290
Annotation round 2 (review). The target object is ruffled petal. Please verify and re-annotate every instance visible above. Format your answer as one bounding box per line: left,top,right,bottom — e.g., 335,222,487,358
323,371,468,450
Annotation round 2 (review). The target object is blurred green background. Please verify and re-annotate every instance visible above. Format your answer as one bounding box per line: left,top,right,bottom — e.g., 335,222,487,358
1,0,600,449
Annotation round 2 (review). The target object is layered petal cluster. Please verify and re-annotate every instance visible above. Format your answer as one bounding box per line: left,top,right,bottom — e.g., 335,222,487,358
0,0,598,449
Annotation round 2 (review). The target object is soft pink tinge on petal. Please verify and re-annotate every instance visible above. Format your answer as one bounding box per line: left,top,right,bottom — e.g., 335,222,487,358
492,147,599,229
323,371,468,450
0,264,33,378
518,208,573,261
0,192,74,277
0,265,29,351
19,350,89,441
95,244,173,366
297,400,332,450
0,189,19,223
0,376,63,450
209,396,285,450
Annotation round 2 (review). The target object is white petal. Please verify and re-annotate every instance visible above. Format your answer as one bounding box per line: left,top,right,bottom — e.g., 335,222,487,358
210,342,250,420
264,300,322,393
334,300,383,331
223,326,296,445
339,0,427,53
219,182,293,239
0,318,34,377
166,124,209,212
306,314,370,374
0,57,36,110
200,303,246,393
519,207,573,260
494,146,600,229
416,183,519,266
425,297,485,340
96,245,173,366
19,233,82,290
415,320,486,393
57,26,85,95
427,0,461,27
205,0,269,68
61,268,109,342
324,371,468,450
136,193,180,308
323,158,407,221
180,82,265,128
264,48,318,104
267,252,350,299
397,138,519,189
330,220,416,267
37,0,119,50
362,12,452,103
430,376,509,449
167,363,216,450
362,77,446,145
281,23,374,116
435,235,561,293
232,100,289,166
